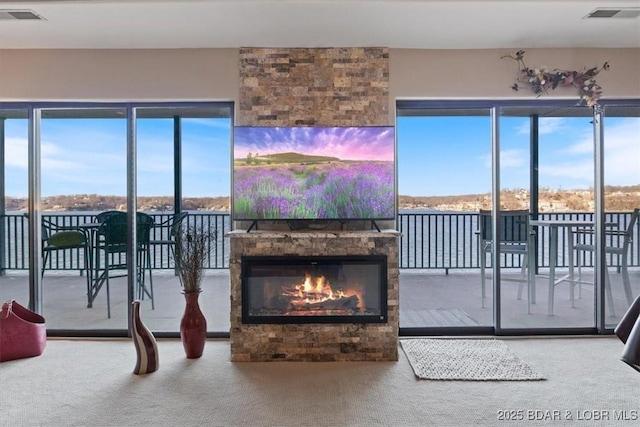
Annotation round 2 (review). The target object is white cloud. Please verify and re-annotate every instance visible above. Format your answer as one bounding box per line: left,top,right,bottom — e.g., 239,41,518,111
539,161,594,184
500,148,527,168
603,119,640,185
137,152,174,174
539,118,569,135
480,148,527,169
516,117,567,135
539,118,639,187
4,137,28,169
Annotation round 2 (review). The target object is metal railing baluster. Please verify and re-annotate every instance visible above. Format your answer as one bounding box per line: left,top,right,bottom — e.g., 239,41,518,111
1,211,637,272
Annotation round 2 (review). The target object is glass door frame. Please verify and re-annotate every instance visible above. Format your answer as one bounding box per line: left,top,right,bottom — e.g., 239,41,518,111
396,98,640,336
1,101,234,337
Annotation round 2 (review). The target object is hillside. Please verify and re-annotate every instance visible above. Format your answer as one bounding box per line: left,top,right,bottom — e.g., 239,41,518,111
399,185,640,212
4,185,639,212
4,195,230,213
235,151,340,166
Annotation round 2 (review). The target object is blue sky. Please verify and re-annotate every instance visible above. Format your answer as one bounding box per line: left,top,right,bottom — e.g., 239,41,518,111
4,115,639,198
4,117,232,198
397,115,640,196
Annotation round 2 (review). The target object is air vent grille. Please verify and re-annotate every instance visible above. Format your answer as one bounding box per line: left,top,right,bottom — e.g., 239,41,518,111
585,8,640,19
0,10,45,21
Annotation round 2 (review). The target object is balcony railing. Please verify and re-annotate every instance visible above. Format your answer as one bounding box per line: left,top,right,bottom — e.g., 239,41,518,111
0,212,231,272
1,211,638,273
398,211,640,271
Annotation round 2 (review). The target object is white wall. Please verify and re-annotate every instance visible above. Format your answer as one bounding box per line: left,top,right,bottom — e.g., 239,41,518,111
0,49,239,102
389,48,639,100
1,48,638,111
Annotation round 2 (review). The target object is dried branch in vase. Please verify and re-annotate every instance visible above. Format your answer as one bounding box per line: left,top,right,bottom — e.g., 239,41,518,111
173,224,216,293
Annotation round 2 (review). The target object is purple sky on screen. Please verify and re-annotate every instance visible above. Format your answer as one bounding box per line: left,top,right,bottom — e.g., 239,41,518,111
234,126,395,161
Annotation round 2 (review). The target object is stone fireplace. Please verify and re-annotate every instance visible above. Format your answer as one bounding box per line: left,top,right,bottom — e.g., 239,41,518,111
229,230,399,361
231,47,396,361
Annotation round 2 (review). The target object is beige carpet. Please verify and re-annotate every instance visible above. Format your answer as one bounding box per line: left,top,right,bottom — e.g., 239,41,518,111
1,337,638,426
400,339,546,381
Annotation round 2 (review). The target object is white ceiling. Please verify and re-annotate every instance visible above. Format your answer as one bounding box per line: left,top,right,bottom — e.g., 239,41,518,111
0,0,639,50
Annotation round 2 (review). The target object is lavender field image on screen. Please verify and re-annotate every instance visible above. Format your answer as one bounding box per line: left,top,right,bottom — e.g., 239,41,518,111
233,126,395,220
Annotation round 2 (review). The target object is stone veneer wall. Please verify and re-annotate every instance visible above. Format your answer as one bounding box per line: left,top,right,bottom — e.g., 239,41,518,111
237,47,389,126
229,231,399,362
232,48,395,361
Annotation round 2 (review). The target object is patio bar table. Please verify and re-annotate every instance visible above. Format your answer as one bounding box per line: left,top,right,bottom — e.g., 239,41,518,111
530,219,614,315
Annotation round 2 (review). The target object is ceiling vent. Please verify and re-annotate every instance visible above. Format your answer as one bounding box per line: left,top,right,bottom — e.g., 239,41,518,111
0,9,45,21
585,8,640,18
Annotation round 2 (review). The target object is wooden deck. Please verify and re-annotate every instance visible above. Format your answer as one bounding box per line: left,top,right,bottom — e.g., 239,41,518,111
1,267,638,333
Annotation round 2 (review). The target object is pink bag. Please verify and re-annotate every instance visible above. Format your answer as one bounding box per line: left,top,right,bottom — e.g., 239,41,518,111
0,300,47,362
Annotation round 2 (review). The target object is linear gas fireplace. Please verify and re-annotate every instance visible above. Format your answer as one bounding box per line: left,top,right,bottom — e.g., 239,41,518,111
241,255,388,324
230,230,399,361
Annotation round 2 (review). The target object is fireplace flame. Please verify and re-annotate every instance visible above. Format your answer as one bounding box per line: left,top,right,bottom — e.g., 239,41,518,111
281,273,361,311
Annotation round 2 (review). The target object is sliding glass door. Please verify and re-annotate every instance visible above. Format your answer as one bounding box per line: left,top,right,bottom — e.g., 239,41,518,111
0,102,233,335
39,108,128,328
601,104,640,329
0,108,29,306
397,99,640,335
397,107,493,331
498,106,596,330
135,106,232,333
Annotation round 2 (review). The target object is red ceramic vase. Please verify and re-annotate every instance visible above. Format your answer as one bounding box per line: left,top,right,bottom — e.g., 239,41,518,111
180,290,207,358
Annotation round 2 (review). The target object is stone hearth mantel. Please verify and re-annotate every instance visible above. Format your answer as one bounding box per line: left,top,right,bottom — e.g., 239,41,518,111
229,230,400,362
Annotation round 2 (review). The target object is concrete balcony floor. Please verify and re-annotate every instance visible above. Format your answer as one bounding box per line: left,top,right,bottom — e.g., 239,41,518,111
1,267,638,333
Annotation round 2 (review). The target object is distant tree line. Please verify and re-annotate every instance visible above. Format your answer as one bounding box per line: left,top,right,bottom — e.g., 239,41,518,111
3,185,639,212
4,194,230,212
398,185,640,212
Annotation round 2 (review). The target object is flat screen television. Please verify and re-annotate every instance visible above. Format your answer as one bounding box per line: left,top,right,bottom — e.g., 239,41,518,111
232,126,395,221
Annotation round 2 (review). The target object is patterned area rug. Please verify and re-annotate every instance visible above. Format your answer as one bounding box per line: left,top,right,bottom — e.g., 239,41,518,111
401,339,546,381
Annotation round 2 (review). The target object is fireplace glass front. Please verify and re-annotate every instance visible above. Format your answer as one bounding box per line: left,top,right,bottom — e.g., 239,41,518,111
241,255,388,324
